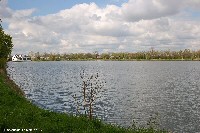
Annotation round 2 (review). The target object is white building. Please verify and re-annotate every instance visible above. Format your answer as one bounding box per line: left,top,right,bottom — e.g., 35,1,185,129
12,54,31,62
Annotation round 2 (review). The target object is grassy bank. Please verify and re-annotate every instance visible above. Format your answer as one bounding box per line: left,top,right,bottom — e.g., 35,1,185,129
0,68,166,133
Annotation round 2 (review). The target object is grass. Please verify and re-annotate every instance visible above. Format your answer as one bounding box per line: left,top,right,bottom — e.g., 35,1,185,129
0,68,167,133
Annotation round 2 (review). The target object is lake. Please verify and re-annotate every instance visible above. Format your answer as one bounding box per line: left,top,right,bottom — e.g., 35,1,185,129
7,61,200,132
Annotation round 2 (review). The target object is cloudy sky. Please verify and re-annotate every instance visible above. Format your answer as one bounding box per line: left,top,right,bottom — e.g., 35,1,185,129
1,0,200,54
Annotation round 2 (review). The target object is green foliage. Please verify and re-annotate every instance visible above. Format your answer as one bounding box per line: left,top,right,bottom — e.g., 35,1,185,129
0,21,13,68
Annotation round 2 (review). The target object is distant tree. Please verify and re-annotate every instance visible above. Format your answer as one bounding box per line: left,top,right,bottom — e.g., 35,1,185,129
43,52,50,60
183,49,192,60
49,53,56,61
62,53,69,60
0,19,13,68
94,51,99,59
85,53,94,59
28,51,35,57
101,53,110,59
35,52,41,60
196,50,200,59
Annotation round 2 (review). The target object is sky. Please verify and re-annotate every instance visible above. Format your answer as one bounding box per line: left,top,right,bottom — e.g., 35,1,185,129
1,0,200,54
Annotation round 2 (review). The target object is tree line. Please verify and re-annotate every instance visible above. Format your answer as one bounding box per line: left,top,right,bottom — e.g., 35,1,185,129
28,48,200,61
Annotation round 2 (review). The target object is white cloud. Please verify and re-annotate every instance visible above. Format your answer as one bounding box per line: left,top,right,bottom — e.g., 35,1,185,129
1,0,200,54
120,0,200,22
0,0,12,19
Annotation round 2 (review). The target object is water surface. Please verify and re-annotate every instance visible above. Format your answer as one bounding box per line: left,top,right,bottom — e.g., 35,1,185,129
7,61,200,132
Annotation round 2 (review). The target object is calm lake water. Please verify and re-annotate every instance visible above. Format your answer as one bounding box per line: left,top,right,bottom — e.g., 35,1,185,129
7,61,200,132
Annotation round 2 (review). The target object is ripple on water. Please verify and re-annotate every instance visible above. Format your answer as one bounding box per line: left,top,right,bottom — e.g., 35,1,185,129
7,61,200,133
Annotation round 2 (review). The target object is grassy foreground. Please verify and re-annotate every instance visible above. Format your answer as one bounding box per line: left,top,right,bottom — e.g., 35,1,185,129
0,68,166,133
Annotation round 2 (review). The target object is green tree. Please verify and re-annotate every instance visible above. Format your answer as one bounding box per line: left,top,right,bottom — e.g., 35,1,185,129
101,53,110,59
0,20,13,68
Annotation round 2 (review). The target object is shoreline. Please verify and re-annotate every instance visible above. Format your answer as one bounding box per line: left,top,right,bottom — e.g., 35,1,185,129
0,67,166,132
29,58,200,61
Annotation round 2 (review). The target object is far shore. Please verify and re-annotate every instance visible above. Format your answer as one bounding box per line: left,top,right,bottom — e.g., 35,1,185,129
23,59,200,62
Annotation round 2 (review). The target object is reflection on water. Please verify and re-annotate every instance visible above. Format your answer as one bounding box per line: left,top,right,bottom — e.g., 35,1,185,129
7,61,200,132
